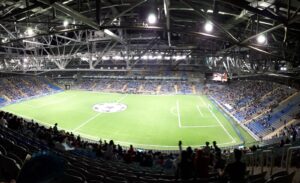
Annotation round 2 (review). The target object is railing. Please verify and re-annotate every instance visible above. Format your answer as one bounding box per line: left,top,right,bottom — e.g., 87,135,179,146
260,149,274,175
286,145,300,172
281,144,292,168
245,143,300,176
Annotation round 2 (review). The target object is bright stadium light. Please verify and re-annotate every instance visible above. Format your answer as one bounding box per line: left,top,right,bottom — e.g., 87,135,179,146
149,55,155,60
257,34,267,44
147,13,157,24
141,55,148,60
26,27,34,36
102,56,110,60
63,20,69,27
204,21,213,32
164,56,171,60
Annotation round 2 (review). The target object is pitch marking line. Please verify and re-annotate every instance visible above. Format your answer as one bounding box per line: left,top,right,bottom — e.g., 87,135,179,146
171,100,216,128
170,105,216,128
72,94,128,132
176,100,182,128
196,105,204,117
180,125,219,128
199,96,206,106
207,106,236,143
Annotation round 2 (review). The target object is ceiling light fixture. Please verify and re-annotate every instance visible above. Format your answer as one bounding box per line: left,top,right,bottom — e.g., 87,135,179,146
257,34,267,44
26,27,34,36
147,13,157,24
204,21,213,32
63,20,69,27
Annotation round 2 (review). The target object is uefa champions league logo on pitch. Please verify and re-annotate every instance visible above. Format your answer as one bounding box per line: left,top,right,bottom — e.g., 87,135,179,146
93,103,127,113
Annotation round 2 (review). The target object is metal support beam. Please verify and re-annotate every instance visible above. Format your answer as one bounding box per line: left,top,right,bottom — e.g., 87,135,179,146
164,0,171,47
55,34,83,43
180,0,239,43
37,0,126,45
92,41,118,68
0,24,16,39
106,0,147,25
95,0,101,25
216,0,285,23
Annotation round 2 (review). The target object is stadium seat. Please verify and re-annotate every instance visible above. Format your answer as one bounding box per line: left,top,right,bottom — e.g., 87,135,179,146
248,171,267,183
61,173,84,183
6,152,24,166
139,176,158,182
270,171,288,180
65,168,86,181
272,171,295,183
105,175,127,183
0,144,7,155
12,144,28,160
0,154,21,182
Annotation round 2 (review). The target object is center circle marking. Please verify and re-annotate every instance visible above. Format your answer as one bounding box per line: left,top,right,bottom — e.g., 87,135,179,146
93,103,127,113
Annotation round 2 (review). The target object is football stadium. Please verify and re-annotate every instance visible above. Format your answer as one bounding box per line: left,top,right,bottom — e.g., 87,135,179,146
0,0,300,182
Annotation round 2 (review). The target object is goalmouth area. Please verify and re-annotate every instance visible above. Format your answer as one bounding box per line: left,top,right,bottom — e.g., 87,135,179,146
1,90,255,150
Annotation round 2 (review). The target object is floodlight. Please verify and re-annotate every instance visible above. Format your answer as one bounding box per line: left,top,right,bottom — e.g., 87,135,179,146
26,27,34,36
147,13,157,24
63,20,69,27
257,34,267,44
164,56,171,60
204,21,213,32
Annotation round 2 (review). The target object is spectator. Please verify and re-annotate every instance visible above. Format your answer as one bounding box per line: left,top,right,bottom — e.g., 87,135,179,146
177,150,194,179
221,149,246,183
203,141,211,155
17,153,65,183
214,151,226,172
194,149,209,178
104,140,115,160
53,123,58,134
176,141,194,179
213,141,221,155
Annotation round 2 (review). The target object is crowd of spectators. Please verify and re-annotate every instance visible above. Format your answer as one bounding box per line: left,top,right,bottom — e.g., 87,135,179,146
0,77,60,106
1,108,299,183
277,123,299,142
0,110,251,182
209,80,299,138
69,79,200,94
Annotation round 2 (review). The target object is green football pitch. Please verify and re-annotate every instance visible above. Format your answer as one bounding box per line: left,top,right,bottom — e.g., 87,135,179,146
1,90,252,150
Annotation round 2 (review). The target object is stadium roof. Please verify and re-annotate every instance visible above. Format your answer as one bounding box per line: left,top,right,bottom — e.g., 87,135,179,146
0,0,299,74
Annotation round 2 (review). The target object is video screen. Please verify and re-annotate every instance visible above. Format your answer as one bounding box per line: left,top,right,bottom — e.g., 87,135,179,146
212,73,228,82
